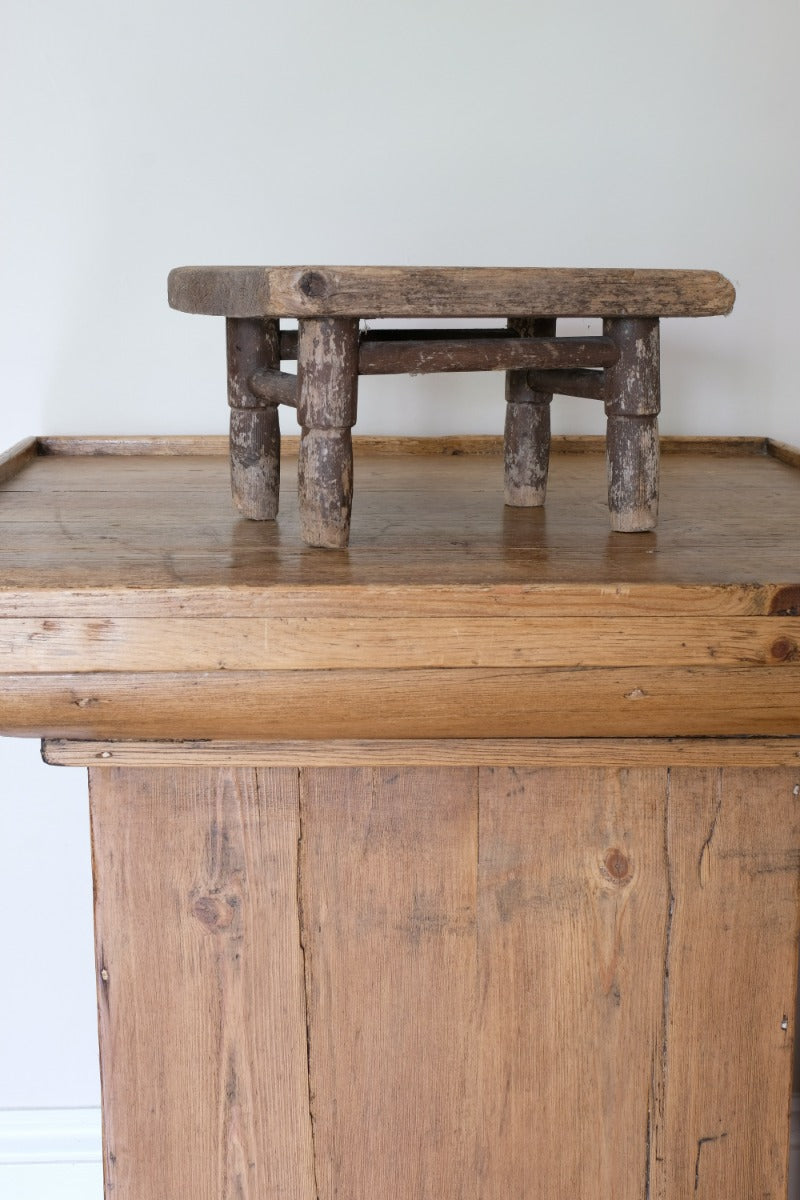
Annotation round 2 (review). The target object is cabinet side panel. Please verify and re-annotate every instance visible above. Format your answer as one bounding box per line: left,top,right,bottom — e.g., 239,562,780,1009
89,765,316,1200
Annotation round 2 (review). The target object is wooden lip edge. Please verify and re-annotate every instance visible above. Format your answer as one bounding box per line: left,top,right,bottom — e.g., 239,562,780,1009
29,433,779,460
766,439,800,470
0,437,39,482
42,736,800,768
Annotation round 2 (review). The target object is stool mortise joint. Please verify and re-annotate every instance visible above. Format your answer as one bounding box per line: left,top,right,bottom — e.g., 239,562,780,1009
504,317,556,507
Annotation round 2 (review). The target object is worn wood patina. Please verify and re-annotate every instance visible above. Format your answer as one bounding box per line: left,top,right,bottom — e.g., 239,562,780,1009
168,265,735,547
1,433,799,1200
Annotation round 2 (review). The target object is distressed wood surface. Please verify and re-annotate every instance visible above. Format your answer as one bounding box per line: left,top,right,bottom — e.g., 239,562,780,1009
90,766,316,1200
605,318,661,532
1,439,799,737
296,318,359,548
87,762,800,1200
226,317,281,519
479,766,668,1198
357,333,617,375
5,663,800,739
479,765,800,1200
300,767,478,1200
42,736,800,768
0,445,798,617
30,433,773,458
504,317,555,506
527,366,609,400
245,367,298,408
654,767,800,1197
4,615,799,673
0,437,38,484
168,265,736,319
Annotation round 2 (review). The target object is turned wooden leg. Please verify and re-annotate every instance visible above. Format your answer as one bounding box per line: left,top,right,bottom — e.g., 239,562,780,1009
604,318,661,532
227,318,281,520
504,318,556,506
297,317,359,549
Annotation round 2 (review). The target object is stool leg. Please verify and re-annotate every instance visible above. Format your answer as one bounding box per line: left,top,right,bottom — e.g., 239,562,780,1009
604,318,661,532
227,318,281,520
297,317,359,548
504,317,555,506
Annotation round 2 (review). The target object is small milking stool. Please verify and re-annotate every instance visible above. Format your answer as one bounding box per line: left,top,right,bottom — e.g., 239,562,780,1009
168,266,735,548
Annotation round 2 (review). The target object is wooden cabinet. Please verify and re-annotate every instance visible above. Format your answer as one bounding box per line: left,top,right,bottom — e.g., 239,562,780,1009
2,434,799,1199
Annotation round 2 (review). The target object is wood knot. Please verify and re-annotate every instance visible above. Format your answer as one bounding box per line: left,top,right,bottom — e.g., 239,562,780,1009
768,585,800,616
191,894,239,932
298,270,328,300
770,637,798,662
602,847,633,885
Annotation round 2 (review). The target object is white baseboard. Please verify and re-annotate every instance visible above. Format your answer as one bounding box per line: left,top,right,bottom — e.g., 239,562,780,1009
0,1108,101,1166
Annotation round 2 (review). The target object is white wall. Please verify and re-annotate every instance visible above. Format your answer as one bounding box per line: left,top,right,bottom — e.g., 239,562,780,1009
1,0,798,1109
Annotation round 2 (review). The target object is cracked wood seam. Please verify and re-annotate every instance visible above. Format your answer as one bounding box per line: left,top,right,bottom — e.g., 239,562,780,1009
89,763,800,1200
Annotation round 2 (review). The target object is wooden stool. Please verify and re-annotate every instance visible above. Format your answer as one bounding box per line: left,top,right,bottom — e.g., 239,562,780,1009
168,266,735,547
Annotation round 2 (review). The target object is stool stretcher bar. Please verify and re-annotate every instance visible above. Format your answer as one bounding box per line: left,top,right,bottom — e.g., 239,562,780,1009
169,266,735,549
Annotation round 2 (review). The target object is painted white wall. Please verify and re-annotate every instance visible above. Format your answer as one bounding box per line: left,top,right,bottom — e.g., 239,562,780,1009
1,0,797,1109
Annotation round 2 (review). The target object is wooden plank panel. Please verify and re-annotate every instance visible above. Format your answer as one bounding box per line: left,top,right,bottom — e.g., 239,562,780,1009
44,737,800,768
4,664,800,739
0,582,791,620
168,265,736,318
89,766,315,1200
478,766,670,1199
653,767,800,1198
3,615,798,673
298,767,478,1200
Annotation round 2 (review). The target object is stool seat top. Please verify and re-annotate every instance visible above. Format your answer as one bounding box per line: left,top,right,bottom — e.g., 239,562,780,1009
168,265,735,320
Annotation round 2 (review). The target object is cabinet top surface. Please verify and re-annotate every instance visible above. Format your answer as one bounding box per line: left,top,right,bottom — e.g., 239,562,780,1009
0,436,798,618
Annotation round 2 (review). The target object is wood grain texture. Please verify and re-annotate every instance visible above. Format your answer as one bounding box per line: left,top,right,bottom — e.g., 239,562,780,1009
0,437,38,483
43,737,800,768
30,433,772,459
86,762,800,1200
90,766,316,1200
296,317,359,548
2,441,799,738
653,767,800,1198
357,333,617,374
247,368,298,408
767,438,800,470
4,615,799,672
478,766,669,1199
527,366,610,400
167,265,736,319
605,319,661,532
0,447,797,621
5,663,800,739
227,318,281,519
299,767,478,1200
478,765,800,1200
504,317,555,506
